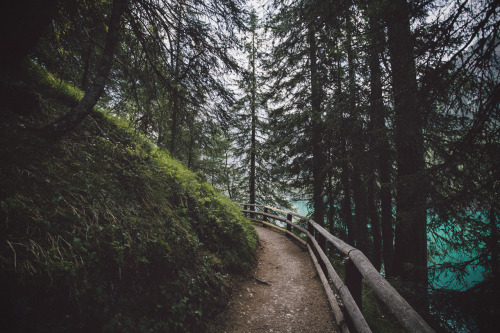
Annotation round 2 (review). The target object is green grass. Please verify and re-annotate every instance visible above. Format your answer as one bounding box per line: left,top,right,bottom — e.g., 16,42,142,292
0,63,257,332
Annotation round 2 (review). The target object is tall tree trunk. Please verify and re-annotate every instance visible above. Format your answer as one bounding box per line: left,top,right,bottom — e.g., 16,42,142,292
39,0,126,139
326,167,335,234
170,3,184,157
170,93,180,156
334,40,355,246
308,24,326,228
187,109,197,169
366,3,390,273
385,0,428,305
367,166,382,271
249,16,257,207
226,153,233,199
340,137,356,246
157,96,167,147
346,11,370,256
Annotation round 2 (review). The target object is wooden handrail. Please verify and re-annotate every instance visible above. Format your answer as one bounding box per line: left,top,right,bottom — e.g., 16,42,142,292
239,203,434,333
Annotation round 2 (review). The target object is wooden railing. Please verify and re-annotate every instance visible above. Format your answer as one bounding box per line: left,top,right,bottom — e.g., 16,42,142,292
238,203,434,333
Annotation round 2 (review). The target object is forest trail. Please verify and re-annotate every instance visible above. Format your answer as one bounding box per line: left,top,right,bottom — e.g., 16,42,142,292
207,225,337,332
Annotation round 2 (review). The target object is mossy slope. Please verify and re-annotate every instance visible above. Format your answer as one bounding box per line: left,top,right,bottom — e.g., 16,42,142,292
0,67,257,332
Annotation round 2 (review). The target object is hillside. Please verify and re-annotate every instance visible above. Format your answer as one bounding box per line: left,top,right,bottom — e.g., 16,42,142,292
0,63,257,332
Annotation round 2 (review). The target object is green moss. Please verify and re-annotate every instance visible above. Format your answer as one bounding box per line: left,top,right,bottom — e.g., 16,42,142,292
0,64,257,332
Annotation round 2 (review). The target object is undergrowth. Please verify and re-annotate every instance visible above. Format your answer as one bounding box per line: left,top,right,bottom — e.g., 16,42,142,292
328,254,404,333
0,62,257,332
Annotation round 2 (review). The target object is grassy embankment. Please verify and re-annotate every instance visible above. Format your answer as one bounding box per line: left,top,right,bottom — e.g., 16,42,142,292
0,62,257,332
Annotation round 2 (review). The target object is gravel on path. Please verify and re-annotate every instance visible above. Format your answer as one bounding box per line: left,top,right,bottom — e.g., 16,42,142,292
206,225,338,332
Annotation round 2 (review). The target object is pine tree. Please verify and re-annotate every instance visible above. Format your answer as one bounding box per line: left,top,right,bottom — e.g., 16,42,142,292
383,0,428,308
364,0,393,274
231,10,290,208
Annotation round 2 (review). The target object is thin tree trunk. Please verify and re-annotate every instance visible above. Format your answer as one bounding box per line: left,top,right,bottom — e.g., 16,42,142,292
367,164,382,271
334,40,355,246
249,17,257,208
327,168,335,234
170,4,184,157
380,137,394,275
366,3,389,273
346,11,370,256
187,110,197,169
170,94,179,156
308,24,326,229
226,153,233,199
39,0,126,139
157,96,167,147
340,137,355,246
385,0,428,306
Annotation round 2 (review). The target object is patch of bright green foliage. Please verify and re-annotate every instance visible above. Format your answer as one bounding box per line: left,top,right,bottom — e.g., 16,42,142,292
0,63,257,332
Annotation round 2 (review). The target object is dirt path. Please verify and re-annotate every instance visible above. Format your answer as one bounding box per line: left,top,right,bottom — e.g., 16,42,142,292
207,225,337,332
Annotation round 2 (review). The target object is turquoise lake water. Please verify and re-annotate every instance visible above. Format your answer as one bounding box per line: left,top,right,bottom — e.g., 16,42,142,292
291,200,485,291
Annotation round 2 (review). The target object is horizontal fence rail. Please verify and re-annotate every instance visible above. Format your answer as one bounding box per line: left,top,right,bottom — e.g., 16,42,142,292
238,203,434,333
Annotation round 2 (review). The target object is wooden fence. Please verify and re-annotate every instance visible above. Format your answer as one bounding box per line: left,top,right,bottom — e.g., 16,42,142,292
239,203,434,333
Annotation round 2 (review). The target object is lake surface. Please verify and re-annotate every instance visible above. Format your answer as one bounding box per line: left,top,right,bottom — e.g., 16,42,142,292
291,200,485,290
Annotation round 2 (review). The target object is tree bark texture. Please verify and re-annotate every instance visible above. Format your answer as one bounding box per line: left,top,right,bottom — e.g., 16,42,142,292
385,0,428,302
340,137,356,246
367,3,391,273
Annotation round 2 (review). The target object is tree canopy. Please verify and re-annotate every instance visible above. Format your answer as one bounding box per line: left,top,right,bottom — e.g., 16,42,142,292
1,0,498,331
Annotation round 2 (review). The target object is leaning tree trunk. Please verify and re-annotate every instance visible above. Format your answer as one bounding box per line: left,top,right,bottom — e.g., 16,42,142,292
39,0,126,139
385,0,428,308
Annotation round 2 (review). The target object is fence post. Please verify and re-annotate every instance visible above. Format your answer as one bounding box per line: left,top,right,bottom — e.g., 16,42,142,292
286,213,292,232
308,218,314,235
263,207,268,222
318,233,327,254
345,257,363,311
244,205,247,218
307,219,315,251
